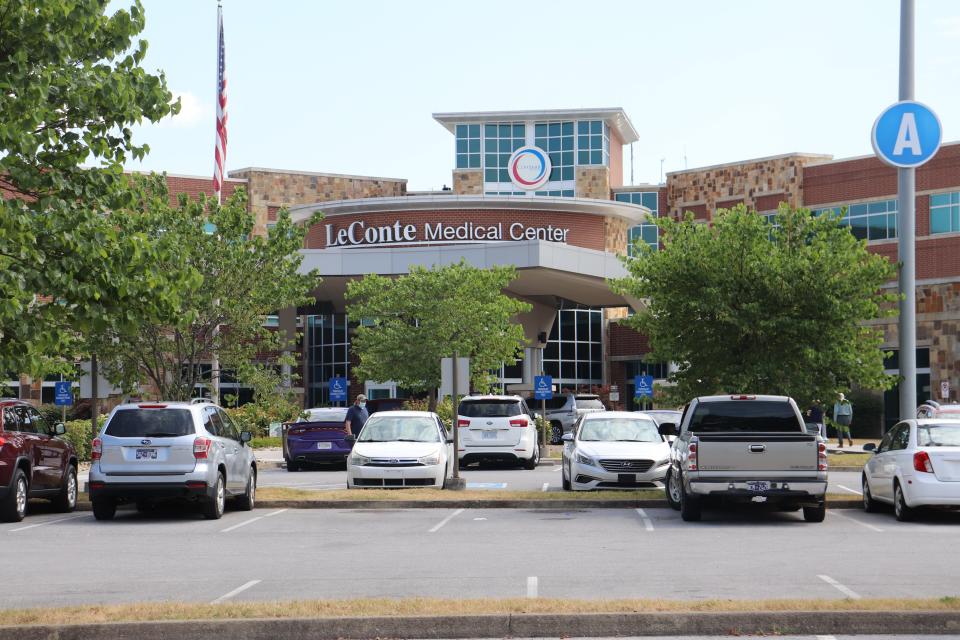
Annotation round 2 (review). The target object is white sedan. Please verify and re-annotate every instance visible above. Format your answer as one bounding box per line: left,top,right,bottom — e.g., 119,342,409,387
347,411,453,489
863,418,960,521
561,411,671,491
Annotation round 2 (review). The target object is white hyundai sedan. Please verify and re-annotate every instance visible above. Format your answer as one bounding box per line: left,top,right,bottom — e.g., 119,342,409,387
561,411,671,491
862,418,960,521
347,411,453,489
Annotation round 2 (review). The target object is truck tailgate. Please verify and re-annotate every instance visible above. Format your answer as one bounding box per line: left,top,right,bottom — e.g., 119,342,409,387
697,434,819,472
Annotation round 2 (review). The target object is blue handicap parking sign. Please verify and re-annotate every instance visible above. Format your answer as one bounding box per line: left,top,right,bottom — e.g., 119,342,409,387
329,377,347,402
534,375,553,400
872,101,942,169
634,375,654,398
54,381,73,406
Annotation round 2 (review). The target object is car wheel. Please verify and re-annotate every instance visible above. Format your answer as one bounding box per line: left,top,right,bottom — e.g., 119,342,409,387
92,497,117,521
0,469,28,523
665,468,682,511
523,443,540,470
203,472,226,520
803,502,826,522
550,422,563,445
894,482,915,522
52,465,78,513
286,458,300,472
680,480,701,522
862,474,880,513
235,468,256,511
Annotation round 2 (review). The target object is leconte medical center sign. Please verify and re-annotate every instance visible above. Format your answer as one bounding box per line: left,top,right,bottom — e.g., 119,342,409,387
325,219,571,248
509,145,552,191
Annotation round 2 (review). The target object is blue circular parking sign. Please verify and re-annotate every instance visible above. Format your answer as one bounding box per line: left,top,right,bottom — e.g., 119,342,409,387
871,101,942,168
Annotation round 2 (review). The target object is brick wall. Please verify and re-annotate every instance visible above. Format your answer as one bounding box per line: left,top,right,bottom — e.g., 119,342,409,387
165,174,244,205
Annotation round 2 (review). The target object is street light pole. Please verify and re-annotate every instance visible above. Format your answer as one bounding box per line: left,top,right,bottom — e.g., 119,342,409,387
898,0,917,420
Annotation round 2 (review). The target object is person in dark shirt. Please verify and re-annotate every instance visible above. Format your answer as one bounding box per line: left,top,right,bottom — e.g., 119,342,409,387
806,401,825,440
344,394,369,435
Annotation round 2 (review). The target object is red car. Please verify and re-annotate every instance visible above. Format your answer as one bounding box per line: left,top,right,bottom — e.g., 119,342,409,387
0,399,79,522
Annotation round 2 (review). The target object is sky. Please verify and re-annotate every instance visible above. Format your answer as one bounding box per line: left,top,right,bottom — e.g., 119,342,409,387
120,0,960,191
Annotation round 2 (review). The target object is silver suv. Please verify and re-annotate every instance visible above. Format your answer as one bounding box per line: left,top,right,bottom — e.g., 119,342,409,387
532,393,606,444
88,401,257,520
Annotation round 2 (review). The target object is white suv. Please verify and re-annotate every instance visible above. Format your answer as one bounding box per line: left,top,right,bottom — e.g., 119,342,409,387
457,395,540,469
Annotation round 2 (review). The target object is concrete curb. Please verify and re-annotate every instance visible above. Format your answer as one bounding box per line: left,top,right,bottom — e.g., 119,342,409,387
74,498,865,511
831,466,864,472
4,610,959,639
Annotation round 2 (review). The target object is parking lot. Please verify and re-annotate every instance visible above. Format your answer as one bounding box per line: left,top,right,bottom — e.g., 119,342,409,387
4,500,959,610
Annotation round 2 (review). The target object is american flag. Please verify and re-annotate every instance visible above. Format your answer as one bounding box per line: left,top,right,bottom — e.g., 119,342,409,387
212,4,227,201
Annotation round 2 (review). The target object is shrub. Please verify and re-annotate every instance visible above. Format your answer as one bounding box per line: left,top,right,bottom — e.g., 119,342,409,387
225,401,304,438
61,416,106,462
402,397,454,430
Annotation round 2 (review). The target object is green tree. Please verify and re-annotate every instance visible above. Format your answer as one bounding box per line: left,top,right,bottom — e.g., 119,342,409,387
89,176,321,400
611,204,898,407
0,0,178,375
345,261,532,408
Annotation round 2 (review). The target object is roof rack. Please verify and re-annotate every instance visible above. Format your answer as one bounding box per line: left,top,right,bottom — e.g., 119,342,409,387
190,398,213,405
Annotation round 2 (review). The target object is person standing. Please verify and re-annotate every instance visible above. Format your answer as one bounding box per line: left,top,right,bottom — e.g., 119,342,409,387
806,401,826,440
344,394,369,436
833,393,854,448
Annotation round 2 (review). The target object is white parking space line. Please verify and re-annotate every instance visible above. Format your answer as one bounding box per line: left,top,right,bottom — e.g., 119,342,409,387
635,508,654,531
836,484,863,495
428,508,464,533
817,574,861,599
816,635,838,640
552,466,562,472
210,579,261,604
7,514,84,533
220,508,286,533
526,576,538,598
829,510,883,533
541,482,549,492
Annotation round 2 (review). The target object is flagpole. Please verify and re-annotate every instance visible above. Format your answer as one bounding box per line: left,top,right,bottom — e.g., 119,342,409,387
211,1,225,403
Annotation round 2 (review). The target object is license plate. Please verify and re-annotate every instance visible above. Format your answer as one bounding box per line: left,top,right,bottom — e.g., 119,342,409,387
316,442,332,450
747,481,770,492
136,448,157,460
618,474,636,484
482,430,498,440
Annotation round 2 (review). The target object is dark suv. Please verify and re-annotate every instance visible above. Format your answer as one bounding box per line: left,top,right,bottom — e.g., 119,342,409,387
0,399,79,522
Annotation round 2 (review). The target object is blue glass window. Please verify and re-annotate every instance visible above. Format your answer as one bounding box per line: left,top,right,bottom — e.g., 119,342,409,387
455,124,481,169
576,120,609,166
930,192,960,234
616,191,659,253
814,200,898,241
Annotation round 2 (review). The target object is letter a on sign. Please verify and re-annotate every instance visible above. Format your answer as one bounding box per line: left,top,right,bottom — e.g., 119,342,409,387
892,112,921,156
872,101,941,169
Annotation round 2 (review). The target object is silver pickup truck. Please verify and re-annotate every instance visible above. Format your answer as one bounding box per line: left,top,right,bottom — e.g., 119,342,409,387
660,395,827,523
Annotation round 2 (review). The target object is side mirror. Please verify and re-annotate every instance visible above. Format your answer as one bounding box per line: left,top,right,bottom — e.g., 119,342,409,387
658,422,677,437
240,431,252,443
54,422,66,436
863,442,877,452
561,433,573,442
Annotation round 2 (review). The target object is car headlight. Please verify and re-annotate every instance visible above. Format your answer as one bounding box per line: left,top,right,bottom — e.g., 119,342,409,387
418,453,441,465
575,452,594,466
350,453,371,466
655,458,670,467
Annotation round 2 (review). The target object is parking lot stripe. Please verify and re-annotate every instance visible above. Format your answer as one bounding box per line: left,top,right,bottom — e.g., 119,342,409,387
635,508,654,531
541,482,549,492
829,510,883,533
836,484,863,495
816,635,838,640
7,514,84,533
428,508,464,533
263,508,288,518
221,516,263,533
210,579,261,604
817,574,861,599
526,576,538,598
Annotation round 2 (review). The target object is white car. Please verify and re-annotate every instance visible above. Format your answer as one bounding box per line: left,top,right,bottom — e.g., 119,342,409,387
347,411,453,489
457,395,540,469
561,411,671,490
862,418,960,521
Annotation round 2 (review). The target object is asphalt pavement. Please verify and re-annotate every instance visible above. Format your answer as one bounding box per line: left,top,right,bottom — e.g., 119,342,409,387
3,500,959,609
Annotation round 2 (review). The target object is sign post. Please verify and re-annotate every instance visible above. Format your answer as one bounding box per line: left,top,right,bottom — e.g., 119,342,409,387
534,374,553,447
635,374,654,412
871,0,942,420
328,376,347,405
54,381,73,423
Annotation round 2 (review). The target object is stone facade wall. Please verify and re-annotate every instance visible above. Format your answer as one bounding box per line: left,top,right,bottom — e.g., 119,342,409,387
452,169,482,195
577,166,610,200
229,169,407,233
603,216,628,254
666,154,830,218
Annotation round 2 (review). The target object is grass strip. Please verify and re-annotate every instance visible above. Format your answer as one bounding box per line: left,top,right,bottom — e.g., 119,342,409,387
0,596,957,626
828,453,870,467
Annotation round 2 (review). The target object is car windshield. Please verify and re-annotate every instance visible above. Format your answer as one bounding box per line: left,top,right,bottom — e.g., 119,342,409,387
917,423,960,447
689,401,801,433
357,416,440,443
302,408,348,422
459,400,522,418
644,411,680,424
105,409,194,437
575,397,604,410
579,418,660,442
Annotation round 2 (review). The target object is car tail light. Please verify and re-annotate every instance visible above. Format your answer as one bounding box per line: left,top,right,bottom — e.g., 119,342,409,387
730,395,756,400
914,450,934,473
186,480,207,488
91,437,102,461
818,441,828,471
193,437,213,459
0,435,5,448
509,418,528,428
688,438,698,471
137,404,167,409
88,481,104,490
457,419,470,429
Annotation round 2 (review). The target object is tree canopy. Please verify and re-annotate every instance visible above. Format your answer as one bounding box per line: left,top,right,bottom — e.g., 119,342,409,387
89,176,321,401
0,0,179,376
345,261,532,404
611,204,898,407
